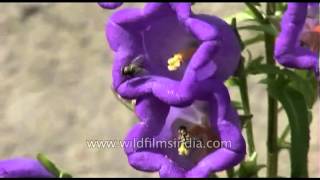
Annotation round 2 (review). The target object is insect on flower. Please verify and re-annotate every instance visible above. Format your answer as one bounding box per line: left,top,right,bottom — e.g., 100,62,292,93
177,126,191,156
121,55,147,77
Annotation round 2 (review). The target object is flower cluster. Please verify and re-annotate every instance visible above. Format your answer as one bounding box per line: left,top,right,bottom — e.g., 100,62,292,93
101,3,246,177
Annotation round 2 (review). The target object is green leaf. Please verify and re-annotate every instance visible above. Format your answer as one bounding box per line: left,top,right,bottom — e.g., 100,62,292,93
225,76,240,87
268,81,309,177
246,55,264,65
59,172,73,178
266,16,281,33
244,3,265,23
37,153,73,178
246,61,282,75
246,64,316,108
237,24,277,37
243,34,264,47
37,153,61,177
232,100,243,110
238,152,265,177
223,11,255,24
289,70,317,108
275,2,287,15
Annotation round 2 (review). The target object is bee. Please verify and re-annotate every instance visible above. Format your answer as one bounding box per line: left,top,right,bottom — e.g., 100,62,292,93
177,122,221,158
121,55,146,77
177,126,191,156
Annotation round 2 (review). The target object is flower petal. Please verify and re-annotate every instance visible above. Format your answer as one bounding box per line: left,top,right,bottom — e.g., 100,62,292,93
186,148,245,177
169,3,192,21
182,41,219,84
274,45,318,71
185,17,220,41
117,76,194,107
124,96,170,155
180,87,245,177
128,152,186,178
0,158,53,178
98,2,123,9
123,97,187,177
274,3,319,74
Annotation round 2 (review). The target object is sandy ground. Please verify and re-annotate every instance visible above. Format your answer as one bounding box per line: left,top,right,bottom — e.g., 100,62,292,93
0,3,318,177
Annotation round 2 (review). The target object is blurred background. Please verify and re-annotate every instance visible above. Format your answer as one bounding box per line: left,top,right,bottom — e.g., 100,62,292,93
0,3,318,177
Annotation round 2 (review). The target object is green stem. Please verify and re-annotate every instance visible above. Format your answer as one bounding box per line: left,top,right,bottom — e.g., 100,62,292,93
279,124,290,142
238,56,258,178
277,124,291,150
232,16,257,177
238,57,255,156
265,3,278,177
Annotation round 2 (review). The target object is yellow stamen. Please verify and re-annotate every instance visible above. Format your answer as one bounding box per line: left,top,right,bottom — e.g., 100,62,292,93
167,47,196,71
167,54,183,71
178,143,190,156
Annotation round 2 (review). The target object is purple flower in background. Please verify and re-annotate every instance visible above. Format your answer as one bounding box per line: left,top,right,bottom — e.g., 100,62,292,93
104,3,241,106
98,2,123,9
102,3,245,177
0,157,53,178
275,3,320,75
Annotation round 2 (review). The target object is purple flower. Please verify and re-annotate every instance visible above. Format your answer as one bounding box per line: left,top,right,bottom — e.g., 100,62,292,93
0,157,54,178
98,2,123,9
275,3,319,74
123,83,246,177
102,3,245,177
104,2,241,106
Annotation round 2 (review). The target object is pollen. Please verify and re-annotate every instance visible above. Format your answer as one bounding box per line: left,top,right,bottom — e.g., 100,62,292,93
167,47,196,71
178,143,190,156
168,54,183,71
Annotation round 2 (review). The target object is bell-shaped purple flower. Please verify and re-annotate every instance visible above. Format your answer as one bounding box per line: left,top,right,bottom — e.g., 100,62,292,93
102,3,245,177
275,3,319,74
104,3,241,106
122,82,246,177
0,157,54,178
